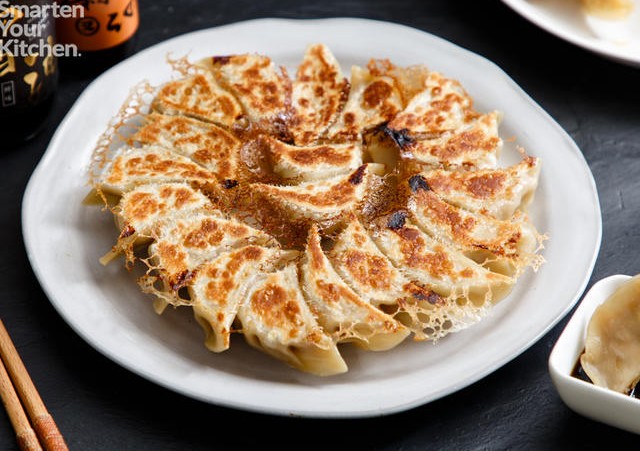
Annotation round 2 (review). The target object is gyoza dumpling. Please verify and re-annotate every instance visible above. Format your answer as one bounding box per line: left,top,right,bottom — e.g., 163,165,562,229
399,112,502,169
204,54,290,130
406,174,543,276
366,59,431,106
387,71,477,136
102,183,215,265
189,245,288,353
146,211,277,293
152,72,242,128
418,156,540,219
301,226,409,350
237,263,348,376
132,113,242,181
97,145,220,197
291,44,348,145
372,212,514,305
325,65,403,142
328,215,425,306
327,215,460,341
581,275,640,394
255,134,363,181
249,164,376,224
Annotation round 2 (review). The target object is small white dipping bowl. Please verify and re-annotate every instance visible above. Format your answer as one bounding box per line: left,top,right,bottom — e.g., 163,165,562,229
549,274,640,435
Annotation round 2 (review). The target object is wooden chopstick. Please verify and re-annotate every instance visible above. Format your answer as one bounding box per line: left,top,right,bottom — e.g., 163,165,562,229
0,320,68,451
0,357,42,450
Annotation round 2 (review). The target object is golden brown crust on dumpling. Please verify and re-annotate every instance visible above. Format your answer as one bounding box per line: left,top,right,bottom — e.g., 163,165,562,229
388,71,477,136
99,145,221,197
300,225,410,350
205,53,291,133
290,44,348,145
152,72,243,127
326,65,403,142
132,113,242,181
254,134,363,182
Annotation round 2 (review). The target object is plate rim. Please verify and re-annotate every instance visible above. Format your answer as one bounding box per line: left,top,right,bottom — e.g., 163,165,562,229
21,17,602,418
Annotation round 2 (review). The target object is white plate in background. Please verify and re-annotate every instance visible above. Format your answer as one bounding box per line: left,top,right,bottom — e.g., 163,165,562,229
502,0,640,67
22,18,602,418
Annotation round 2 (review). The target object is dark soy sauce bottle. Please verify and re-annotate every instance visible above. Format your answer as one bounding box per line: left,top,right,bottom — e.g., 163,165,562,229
0,1,58,147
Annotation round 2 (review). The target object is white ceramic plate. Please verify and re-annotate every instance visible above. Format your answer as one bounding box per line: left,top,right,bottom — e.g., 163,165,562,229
22,18,602,418
502,0,640,67
549,275,640,435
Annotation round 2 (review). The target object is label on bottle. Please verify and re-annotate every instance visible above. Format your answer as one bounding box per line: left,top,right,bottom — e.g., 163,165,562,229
0,1,57,111
56,0,139,52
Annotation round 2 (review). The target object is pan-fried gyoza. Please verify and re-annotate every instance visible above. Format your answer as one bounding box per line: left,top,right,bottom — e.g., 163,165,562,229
89,44,545,376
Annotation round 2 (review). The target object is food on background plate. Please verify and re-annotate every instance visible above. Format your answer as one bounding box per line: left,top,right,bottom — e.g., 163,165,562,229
579,0,637,46
580,0,635,19
87,44,545,376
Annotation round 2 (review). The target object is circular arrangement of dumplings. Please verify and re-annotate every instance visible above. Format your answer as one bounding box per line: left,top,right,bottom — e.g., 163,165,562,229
91,44,544,376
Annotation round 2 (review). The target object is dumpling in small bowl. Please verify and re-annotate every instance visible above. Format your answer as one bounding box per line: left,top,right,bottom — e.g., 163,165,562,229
580,274,640,395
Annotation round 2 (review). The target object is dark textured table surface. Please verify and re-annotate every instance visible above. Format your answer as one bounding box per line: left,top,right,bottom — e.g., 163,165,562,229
1,1,639,449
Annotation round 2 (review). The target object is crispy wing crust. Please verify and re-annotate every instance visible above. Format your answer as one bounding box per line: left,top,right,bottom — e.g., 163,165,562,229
327,215,476,340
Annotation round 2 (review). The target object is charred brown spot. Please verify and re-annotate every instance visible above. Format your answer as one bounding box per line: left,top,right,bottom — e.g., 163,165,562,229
348,165,367,185
396,227,420,241
363,80,393,108
287,145,351,166
170,269,196,292
251,283,301,328
344,112,356,126
381,124,414,149
120,224,135,238
409,174,430,192
183,219,224,249
387,211,407,230
343,250,392,290
467,173,506,198
222,179,239,189
212,55,231,65
271,116,295,144
412,289,443,305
